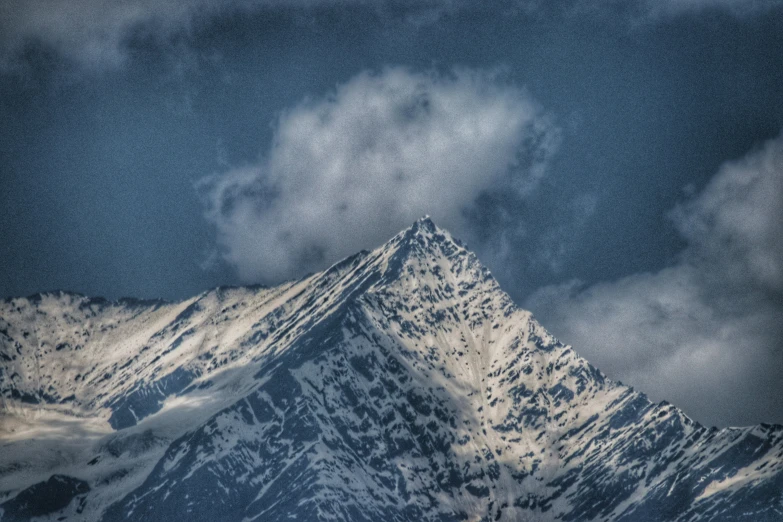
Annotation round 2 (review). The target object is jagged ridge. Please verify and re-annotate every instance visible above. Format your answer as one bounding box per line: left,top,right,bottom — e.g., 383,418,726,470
1,217,782,521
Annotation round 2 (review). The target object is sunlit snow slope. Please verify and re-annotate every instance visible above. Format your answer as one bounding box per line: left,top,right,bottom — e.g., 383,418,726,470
1,218,782,521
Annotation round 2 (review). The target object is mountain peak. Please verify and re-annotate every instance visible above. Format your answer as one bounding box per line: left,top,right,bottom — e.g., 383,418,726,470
374,215,482,286
3,217,783,522
410,214,437,232
392,215,456,251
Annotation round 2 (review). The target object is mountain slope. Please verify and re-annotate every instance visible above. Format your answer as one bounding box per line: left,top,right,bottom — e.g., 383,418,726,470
1,218,782,521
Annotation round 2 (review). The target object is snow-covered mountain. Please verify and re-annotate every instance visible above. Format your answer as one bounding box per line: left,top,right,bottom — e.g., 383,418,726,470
1,217,781,521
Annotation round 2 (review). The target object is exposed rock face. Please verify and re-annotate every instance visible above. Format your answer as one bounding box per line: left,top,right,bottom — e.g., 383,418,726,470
1,218,782,521
0,475,89,521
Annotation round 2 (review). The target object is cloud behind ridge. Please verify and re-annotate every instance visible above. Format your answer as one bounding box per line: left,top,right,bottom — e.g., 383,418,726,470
528,133,783,427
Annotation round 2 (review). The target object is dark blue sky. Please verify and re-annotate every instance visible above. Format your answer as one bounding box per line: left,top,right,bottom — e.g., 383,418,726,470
1,0,782,426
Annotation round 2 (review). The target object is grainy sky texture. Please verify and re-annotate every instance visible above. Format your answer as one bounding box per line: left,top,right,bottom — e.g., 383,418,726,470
1,0,781,427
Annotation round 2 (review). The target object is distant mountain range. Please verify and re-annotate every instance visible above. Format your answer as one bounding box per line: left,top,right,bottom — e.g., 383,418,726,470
1,217,781,521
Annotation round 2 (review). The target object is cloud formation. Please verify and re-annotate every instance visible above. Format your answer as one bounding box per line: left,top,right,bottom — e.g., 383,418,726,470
567,0,783,20
0,0,464,68
0,0,209,66
199,67,557,282
3,0,781,68
527,134,783,427
641,0,782,18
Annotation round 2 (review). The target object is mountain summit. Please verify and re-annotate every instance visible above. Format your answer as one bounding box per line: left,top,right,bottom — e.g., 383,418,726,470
1,219,781,521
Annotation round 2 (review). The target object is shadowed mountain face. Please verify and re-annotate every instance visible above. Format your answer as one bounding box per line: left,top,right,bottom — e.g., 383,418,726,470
1,218,782,521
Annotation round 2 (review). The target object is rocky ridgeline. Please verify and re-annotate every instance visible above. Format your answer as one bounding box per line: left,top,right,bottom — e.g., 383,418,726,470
1,218,782,521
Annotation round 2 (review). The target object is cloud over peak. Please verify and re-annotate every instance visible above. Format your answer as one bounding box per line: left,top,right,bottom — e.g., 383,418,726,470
199,67,558,283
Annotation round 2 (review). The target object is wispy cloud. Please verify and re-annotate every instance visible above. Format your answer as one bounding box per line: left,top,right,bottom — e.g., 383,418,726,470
640,0,782,18
0,0,347,68
2,0,780,69
198,66,558,283
1,0,205,67
567,0,783,21
527,133,783,427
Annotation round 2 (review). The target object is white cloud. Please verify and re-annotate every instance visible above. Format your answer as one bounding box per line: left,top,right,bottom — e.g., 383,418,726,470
527,133,783,427
199,67,558,282
672,137,783,293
